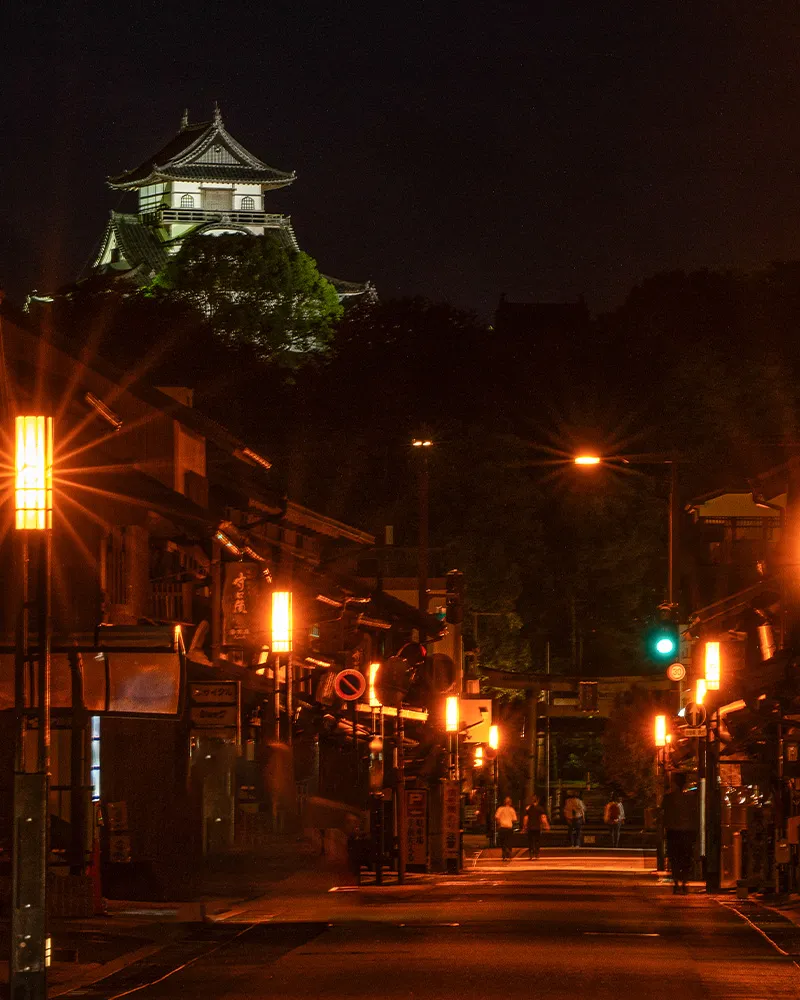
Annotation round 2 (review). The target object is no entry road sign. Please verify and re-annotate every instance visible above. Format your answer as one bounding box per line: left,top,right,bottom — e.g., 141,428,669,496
334,668,366,702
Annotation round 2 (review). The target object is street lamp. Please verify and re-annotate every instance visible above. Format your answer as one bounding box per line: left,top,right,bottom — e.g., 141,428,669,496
445,695,459,732
573,451,680,609
704,641,721,691
271,591,292,743
488,724,500,847
696,678,707,705
412,438,432,623
654,714,667,748
11,414,54,999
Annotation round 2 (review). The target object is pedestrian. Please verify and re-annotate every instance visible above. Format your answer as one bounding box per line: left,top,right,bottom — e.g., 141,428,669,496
495,796,518,861
663,772,698,895
563,791,587,847
604,793,625,848
523,795,550,859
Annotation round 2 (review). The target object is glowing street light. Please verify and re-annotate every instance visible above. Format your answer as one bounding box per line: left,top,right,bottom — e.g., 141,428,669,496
654,714,667,748
368,662,381,707
696,678,707,705
16,415,53,531
271,591,292,653
445,695,459,733
412,438,433,447
474,745,484,767
705,641,721,691
574,454,601,466
489,724,499,750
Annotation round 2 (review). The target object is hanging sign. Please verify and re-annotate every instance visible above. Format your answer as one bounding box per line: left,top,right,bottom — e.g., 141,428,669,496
222,562,267,646
334,669,366,702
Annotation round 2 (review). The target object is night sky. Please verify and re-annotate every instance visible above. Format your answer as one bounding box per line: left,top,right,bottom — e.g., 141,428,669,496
3,1,800,318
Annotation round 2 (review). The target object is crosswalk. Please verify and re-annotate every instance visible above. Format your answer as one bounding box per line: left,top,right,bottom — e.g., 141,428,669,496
470,849,657,873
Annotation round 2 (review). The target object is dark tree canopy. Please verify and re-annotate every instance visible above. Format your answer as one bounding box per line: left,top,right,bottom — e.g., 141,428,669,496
146,233,343,363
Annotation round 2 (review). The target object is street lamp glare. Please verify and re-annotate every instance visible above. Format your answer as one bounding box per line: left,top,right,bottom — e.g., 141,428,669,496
705,641,721,691
271,591,293,653
16,415,53,531
574,454,601,466
412,438,432,447
654,714,667,748
445,695,459,733
489,724,499,750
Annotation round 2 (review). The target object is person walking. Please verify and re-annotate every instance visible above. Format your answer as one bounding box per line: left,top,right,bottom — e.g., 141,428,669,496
523,795,550,859
663,772,698,894
563,791,586,847
495,797,518,861
604,793,625,848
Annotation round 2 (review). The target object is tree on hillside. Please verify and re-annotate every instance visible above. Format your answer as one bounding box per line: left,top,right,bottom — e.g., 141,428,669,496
146,234,342,363
601,686,670,804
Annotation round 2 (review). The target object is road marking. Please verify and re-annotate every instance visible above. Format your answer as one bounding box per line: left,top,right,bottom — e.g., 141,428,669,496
584,931,660,937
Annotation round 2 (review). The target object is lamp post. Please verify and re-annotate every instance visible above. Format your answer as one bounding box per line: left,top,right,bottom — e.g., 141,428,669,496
271,591,292,743
573,452,680,609
654,714,668,872
704,640,722,892
488,724,499,847
11,414,54,999
445,695,459,780
412,438,432,626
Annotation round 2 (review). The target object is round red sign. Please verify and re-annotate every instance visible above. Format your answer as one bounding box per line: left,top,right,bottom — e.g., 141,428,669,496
334,668,367,702
666,662,686,682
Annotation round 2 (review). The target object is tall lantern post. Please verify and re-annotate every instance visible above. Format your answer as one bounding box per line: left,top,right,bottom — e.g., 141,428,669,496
11,414,54,999
271,591,293,744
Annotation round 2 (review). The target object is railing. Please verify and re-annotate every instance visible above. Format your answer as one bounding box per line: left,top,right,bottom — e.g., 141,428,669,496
149,581,185,622
150,207,289,228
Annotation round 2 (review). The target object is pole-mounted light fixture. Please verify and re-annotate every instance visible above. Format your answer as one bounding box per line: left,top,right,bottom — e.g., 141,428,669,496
271,591,292,653
15,415,53,531
696,678,707,705
445,695,459,733
654,714,667,748
369,662,381,707
574,454,601,466
489,724,499,750
705,641,721,691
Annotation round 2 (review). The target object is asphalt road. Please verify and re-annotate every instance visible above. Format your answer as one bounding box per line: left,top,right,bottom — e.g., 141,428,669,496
61,853,800,1000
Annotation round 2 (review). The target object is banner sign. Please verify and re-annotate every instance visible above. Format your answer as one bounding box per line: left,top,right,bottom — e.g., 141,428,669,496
222,562,267,646
443,780,461,860
406,789,428,867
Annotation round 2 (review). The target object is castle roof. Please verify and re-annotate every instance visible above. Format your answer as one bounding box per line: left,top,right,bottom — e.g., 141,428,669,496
108,106,295,191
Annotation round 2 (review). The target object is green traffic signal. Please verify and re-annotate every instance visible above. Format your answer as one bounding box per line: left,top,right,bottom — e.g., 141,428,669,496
646,609,680,664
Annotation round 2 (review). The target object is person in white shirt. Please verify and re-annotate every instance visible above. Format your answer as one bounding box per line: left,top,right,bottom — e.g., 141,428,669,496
563,792,587,847
495,797,518,861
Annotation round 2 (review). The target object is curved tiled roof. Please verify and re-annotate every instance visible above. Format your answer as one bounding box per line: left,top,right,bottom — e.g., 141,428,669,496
108,109,295,190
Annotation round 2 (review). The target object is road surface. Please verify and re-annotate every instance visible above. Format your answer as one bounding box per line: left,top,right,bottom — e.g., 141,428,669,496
57,850,800,999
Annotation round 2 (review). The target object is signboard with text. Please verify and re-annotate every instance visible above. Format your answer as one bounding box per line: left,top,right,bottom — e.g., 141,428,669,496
222,562,267,647
443,780,461,860
406,789,428,868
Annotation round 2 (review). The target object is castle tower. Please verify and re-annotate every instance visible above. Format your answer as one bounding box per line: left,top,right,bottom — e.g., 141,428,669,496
91,107,366,299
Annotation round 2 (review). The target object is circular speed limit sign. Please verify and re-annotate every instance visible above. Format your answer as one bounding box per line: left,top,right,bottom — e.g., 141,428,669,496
666,662,686,682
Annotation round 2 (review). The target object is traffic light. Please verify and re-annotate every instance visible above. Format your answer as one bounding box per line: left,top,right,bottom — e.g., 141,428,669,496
645,607,679,664
445,570,464,624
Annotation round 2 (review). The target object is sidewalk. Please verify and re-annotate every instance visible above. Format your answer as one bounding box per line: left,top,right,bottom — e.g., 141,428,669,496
0,835,337,997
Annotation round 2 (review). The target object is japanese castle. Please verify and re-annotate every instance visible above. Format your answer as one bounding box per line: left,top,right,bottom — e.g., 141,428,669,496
90,105,367,299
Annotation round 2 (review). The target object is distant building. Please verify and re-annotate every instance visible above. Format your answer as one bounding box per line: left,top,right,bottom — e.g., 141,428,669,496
88,105,368,301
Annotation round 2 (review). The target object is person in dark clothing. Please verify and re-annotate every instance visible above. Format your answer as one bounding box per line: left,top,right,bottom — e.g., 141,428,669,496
663,772,698,894
523,795,550,859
